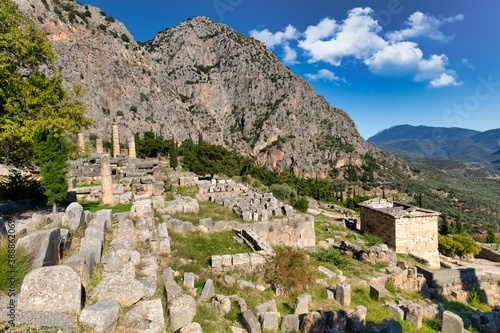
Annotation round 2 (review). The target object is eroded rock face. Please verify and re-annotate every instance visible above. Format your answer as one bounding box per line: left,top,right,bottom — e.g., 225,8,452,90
18,266,82,315
15,0,405,177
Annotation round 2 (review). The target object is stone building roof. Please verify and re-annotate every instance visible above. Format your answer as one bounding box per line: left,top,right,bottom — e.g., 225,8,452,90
359,198,440,218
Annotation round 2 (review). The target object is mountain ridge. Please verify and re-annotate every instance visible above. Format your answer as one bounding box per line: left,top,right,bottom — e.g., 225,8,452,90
14,0,406,177
368,124,500,169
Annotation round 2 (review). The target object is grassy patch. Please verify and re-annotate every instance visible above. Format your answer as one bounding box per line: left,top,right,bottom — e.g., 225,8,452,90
315,221,333,243
81,202,132,214
0,239,33,294
176,186,198,198
169,200,242,223
170,231,251,268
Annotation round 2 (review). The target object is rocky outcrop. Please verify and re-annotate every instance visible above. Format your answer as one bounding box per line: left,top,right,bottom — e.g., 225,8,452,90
15,0,405,177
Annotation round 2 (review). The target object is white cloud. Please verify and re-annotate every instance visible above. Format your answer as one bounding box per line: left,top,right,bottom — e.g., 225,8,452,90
248,7,464,88
305,69,344,82
303,17,337,43
249,24,298,49
298,7,387,66
386,11,464,42
365,42,461,87
429,73,462,87
461,58,474,69
282,44,299,65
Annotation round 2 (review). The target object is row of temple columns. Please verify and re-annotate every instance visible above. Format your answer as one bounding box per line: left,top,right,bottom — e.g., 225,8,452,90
78,124,136,158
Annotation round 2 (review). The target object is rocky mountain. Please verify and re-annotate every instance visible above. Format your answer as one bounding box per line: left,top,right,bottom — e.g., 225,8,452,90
369,125,500,170
14,0,404,177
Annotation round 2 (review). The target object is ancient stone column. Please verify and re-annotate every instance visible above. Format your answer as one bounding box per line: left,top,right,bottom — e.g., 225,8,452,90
101,154,114,205
112,125,120,158
96,139,103,153
128,136,136,158
78,133,85,151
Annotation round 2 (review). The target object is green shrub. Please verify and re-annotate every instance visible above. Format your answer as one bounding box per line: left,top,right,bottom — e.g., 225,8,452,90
438,234,480,256
129,105,137,112
364,231,384,246
264,246,315,296
468,284,483,305
121,33,130,43
294,197,309,213
270,183,297,206
0,238,33,293
0,170,45,203
312,247,349,270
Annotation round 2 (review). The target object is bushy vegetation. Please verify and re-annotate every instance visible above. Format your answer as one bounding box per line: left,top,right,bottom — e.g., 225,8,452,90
263,246,315,296
269,183,297,206
0,239,32,293
438,234,481,257
0,0,90,167
294,197,309,213
0,170,45,203
312,247,349,270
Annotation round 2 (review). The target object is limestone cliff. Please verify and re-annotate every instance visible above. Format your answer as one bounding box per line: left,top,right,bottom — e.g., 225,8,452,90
14,0,405,177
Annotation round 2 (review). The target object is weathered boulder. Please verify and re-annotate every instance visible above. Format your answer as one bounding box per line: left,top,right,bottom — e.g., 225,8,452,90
62,202,84,231
167,295,197,331
260,312,279,332
255,299,277,317
200,278,214,301
165,280,183,303
212,294,231,316
80,237,103,264
281,314,300,333
18,265,82,315
79,299,120,333
294,295,308,315
16,228,61,268
371,318,403,333
123,300,165,333
242,310,262,333
370,284,388,300
347,306,367,332
101,252,124,273
90,274,145,307
179,322,203,333
63,250,96,282
301,311,326,333
442,310,463,333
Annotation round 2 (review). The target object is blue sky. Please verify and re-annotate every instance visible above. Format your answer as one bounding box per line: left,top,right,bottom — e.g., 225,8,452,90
84,0,500,139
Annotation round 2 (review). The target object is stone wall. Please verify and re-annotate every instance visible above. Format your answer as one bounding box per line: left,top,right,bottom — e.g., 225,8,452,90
417,266,500,306
164,215,316,251
360,208,396,248
477,245,500,263
394,215,439,268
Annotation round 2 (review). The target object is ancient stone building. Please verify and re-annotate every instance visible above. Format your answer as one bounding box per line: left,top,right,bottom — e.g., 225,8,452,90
359,198,440,268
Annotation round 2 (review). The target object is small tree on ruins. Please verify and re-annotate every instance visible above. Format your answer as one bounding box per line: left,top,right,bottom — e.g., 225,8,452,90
34,130,69,218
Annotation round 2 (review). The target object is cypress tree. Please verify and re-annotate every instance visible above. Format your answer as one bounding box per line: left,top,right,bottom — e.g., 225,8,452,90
440,214,449,235
34,131,69,218
169,137,178,169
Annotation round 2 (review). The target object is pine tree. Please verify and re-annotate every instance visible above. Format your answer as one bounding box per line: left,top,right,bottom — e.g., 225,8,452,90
198,132,204,149
439,214,449,235
169,138,178,169
486,228,496,244
382,188,386,199
456,211,463,234
34,131,69,218
419,193,423,207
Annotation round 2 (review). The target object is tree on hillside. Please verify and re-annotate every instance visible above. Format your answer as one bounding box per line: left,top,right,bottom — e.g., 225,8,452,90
169,138,178,169
439,214,449,235
0,0,90,167
486,228,496,244
183,144,239,178
34,131,69,218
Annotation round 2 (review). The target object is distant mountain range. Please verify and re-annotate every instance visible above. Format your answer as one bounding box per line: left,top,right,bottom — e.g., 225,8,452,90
368,125,500,170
